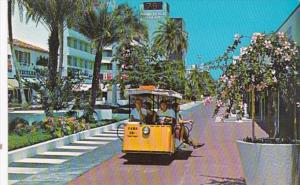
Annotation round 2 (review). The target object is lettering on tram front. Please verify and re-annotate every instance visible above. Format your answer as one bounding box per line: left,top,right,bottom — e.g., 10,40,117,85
127,127,138,137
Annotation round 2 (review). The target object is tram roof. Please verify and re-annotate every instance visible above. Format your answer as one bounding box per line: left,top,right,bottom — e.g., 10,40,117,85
127,86,182,99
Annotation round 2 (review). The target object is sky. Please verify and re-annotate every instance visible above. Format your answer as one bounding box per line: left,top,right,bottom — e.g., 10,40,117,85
13,0,300,78
117,0,300,78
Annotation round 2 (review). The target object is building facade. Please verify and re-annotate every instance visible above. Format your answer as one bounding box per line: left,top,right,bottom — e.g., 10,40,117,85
8,39,49,103
140,2,185,61
10,2,121,105
140,2,170,42
63,29,115,82
62,28,121,103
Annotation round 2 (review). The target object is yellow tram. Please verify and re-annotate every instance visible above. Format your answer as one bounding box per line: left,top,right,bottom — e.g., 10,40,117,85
120,86,182,155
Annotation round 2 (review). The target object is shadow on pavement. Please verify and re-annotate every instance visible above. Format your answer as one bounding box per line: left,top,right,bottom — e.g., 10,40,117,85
121,150,195,165
200,175,246,185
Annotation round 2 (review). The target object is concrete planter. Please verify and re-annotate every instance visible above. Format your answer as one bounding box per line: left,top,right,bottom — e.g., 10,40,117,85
8,120,124,163
237,140,300,185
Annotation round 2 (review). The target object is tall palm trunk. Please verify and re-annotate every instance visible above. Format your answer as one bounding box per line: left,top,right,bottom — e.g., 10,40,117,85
90,46,103,108
47,27,59,116
58,22,64,81
8,0,27,107
48,27,59,91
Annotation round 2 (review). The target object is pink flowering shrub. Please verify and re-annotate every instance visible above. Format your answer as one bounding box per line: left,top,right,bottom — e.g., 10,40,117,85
213,32,299,124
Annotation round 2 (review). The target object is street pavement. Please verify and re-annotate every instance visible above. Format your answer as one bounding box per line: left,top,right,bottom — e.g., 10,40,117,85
68,104,268,185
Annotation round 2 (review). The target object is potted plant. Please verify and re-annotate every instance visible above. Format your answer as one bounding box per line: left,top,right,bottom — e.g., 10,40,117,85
213,32,300,185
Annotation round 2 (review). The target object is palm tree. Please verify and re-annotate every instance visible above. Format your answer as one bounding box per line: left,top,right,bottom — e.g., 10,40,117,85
23,0,82,91
75,2,147,108
186,66,215,99
153,18,188,60
153,18,188,93
8,0,27,106
21,0,84,115
113,4,148,98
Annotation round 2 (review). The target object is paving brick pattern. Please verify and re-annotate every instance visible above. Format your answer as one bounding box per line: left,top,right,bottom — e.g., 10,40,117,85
69,104,268,185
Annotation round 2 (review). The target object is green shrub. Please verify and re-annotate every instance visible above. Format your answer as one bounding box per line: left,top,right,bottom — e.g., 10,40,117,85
8,131,54,151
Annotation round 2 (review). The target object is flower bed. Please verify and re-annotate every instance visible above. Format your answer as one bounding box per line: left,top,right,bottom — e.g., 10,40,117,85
8,117,127,151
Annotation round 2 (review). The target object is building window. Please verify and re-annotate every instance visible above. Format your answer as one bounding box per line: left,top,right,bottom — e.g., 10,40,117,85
83,43,87,52
73,57,77,67
74,39,77,49
86,44,90,53
79,41,83,51
36,56,48,67
78,58,83,68
84,60,89,69
107,64,112,70
101,64,107,70
67,37,72,47
67,56,72,66
89,61,93,69
15,50,30,66
103,50,112,57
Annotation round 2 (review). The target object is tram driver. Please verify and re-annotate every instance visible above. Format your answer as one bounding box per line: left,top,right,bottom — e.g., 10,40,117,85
130,98,147,123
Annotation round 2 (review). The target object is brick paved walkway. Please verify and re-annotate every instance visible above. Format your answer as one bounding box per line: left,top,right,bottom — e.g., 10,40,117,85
69,104,268,185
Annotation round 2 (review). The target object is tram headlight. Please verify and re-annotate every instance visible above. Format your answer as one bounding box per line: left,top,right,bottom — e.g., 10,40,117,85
142,126,150,135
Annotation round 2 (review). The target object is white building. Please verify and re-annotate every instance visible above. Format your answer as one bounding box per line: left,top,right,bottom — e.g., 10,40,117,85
11,3,121,105
8,39,49,103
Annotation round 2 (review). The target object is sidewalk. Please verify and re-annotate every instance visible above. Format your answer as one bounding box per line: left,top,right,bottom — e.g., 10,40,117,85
68,104,269,185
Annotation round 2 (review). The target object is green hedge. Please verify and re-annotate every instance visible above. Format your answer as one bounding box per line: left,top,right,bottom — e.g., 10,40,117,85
9,131,54,151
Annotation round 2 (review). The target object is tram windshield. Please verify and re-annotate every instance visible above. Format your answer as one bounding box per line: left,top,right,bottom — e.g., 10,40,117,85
127,86,182,125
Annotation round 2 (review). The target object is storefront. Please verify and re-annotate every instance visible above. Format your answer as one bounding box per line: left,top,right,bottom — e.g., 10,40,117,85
254,4,300,139
8,39,48,106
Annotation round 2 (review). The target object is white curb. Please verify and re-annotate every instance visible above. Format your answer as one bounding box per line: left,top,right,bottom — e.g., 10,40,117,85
8,120,125,164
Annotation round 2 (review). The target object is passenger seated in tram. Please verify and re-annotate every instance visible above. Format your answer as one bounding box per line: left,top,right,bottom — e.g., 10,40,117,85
157,100,176,124
172,103,205,149
144,101,157,124
130,98,147,123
